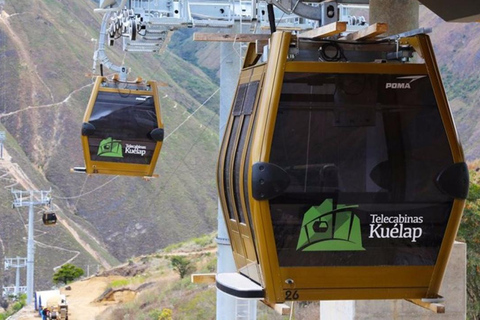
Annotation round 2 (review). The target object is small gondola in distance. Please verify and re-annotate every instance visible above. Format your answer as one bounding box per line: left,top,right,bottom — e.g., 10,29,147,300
42,211,57,226
217,31,468,305
81,75,164,177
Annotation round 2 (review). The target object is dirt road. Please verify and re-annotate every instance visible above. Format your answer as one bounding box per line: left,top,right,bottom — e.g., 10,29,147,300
9,275,125,320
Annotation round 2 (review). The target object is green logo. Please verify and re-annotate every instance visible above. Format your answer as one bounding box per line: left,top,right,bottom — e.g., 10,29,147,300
97,137,123,158
296,199,365,251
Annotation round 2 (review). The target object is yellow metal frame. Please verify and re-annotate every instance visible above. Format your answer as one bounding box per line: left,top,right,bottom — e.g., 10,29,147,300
243,32,466,303
81,76,164,177
217,65,266,284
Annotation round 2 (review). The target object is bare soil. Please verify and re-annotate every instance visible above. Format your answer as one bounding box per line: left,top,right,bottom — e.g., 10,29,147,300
9,275,131,320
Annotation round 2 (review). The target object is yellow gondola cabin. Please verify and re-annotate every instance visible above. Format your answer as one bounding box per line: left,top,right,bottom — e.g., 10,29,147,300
81,76,164,177
217,31,468,304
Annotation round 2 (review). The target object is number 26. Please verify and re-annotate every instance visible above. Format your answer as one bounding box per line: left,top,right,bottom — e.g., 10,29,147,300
285,290,299,300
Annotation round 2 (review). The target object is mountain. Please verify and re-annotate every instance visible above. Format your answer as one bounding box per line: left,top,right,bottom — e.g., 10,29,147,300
0,0,220,291
419,7,480,160
1,0,480,293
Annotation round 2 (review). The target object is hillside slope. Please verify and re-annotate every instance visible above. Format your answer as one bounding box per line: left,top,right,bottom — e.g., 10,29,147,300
0,125,118,293
419,7,480,160
6,236,318,320
0,0,221,264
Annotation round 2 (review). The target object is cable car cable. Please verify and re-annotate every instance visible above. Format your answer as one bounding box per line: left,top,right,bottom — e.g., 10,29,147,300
164,88,219,140
52,176,119,200
13,207,28,234
161,94,220,189
74,174,89,208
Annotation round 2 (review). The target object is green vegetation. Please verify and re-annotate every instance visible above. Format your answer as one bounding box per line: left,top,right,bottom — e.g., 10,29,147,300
53,264,85,285
169,29,220,83
1,0,220,270
157,308,173,320
458,165,480,319
0,294,27,320
96,239,317,320
164,233,215,253
109,279,130,288
170,256,194,279
108,274,149,289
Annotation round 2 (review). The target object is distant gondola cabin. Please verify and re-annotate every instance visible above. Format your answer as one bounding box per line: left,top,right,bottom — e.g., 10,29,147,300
42,212,57,226
217,31,468,304
81,76,164,177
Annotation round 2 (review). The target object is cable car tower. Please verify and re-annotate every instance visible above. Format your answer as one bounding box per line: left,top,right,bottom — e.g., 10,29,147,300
3,257,27,298
11,189,52,305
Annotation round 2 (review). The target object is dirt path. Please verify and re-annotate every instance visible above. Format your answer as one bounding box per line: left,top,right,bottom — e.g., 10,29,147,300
60,276,124,320
0,9,54,103
56,213,112,269
9,276,125,320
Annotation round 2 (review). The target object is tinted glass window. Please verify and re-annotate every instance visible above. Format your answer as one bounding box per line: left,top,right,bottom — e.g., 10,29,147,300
234,117,249,223
88,91,158,164
269,72,454,267
225,119,240,220
224,80,261,222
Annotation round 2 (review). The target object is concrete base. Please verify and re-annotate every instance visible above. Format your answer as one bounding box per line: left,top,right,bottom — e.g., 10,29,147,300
320,242,466,320
370,0,419,36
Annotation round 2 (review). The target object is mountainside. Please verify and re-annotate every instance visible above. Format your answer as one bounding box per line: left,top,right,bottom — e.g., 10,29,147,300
1,0,480,293
419,8,480,160
0,0,221,293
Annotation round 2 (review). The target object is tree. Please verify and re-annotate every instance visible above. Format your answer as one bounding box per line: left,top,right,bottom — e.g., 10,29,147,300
53,264,84,285
458,166,480,319
170,256,194,279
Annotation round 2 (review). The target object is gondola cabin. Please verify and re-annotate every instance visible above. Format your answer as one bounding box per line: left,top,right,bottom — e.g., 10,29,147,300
42,212,57,226
81,76,164,177
217,31,468,305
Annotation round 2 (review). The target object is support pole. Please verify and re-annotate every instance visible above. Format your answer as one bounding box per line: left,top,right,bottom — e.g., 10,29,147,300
217,37,241,320
0,131,5,160
4,257,27,298
15,261,21,296
26,193,35,305
369,0,419,35
217,27,257,320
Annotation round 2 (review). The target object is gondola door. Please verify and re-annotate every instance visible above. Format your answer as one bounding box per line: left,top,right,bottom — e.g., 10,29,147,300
218,66,265,285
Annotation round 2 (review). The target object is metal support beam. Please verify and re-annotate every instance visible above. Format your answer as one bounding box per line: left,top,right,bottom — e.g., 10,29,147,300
193,33,271,42
4,257,27,297
407,298,446,313
191,273,216,284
